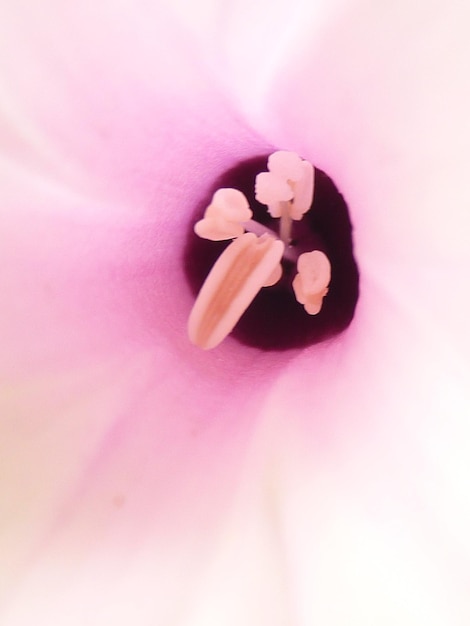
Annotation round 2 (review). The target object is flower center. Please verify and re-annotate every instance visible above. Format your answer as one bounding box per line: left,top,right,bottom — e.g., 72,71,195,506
184,153,359,351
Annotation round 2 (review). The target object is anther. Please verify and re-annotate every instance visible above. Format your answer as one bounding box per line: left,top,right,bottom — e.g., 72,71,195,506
292,250,331,315
194,187,297,262
194,188,253,241
254,151,315,244
188,233,285,349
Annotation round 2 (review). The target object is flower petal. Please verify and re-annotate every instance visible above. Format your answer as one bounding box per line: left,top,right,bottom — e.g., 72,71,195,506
2,0,470,623
0,1,295,621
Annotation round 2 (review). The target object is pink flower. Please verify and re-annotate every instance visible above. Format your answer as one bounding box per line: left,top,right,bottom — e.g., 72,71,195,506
1,0,470,624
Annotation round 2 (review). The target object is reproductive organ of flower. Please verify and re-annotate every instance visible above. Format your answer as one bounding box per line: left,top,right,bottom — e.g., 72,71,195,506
188,151,331,350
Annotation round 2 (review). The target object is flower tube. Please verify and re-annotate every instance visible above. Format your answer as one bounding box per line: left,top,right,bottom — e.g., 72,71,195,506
1,0,470,624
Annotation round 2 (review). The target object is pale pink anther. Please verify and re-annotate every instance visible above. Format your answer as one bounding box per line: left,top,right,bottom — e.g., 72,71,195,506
267,150,305,181
290,160,314,220
292,250,331,315
255,172,293,216
188,233,285,349
194,188,253,241
254,151,315,239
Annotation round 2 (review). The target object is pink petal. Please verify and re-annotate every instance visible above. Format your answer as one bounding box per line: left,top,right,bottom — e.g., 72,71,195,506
0,1,290,620
1,0,470,624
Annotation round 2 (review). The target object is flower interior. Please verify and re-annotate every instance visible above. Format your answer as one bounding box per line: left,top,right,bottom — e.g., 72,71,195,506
185,152,360,351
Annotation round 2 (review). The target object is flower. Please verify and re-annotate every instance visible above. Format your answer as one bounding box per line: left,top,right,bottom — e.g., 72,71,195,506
1,0,470,625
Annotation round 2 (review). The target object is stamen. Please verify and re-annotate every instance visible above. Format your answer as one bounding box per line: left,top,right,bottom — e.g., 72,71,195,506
194,188,297,262
267,150,305,181
290,160,314,220
279,201,293,247
292,250,331,315
194,188,253,241
255,151,315,245
188,233,285,350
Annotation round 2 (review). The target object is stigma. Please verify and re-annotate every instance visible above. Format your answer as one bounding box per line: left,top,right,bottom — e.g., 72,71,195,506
188,151,332,349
